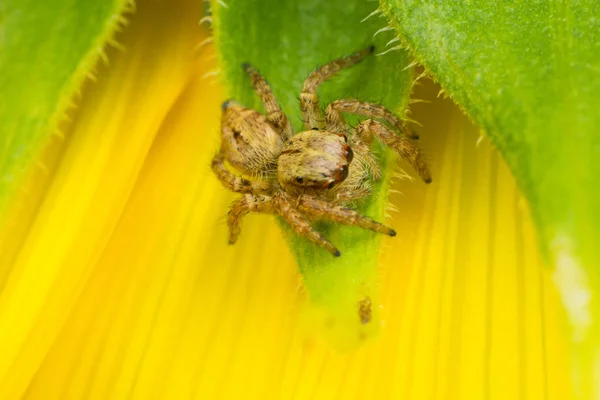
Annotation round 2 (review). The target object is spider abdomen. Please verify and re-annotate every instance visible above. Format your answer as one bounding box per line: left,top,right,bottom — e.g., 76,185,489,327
221,102,284,176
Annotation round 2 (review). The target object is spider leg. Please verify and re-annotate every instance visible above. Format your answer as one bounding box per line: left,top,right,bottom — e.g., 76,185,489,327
300,46,374,130
355,119,432,183
272,194,340,257
242,64,293,139
228,194,274,244
297,195,396,236
325,99,420,139
211,152,271,194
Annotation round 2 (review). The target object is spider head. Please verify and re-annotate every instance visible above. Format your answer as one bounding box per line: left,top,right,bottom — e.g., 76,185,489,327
220,101,284,176
277,130,354,191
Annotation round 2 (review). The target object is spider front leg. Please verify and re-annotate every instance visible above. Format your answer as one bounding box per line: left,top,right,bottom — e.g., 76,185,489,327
297,195,396,237
211,152,271,194
228,194,274,244
355,119,432,183
272,194,340,257
300,46,374,130
325,99,420,139
242,64,293,139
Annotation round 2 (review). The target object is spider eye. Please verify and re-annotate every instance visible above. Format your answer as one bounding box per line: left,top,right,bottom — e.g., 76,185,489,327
339,165,349,181
345,146,354,163
296,177,304,184
232,129,241,140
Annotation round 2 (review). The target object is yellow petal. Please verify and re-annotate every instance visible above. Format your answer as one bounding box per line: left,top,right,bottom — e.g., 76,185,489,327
0,0,204,397
0,0,573,398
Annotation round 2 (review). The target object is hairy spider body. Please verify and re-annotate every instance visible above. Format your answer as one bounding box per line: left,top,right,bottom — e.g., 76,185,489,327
212,46,431,257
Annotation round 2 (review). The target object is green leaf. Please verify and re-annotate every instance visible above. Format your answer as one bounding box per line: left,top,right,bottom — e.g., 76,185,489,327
212,0,415,346
0,0,132,213
380,0,600,394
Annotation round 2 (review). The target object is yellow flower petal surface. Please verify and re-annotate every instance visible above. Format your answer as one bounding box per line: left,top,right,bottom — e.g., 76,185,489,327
0,0,573,399
0,0,203,397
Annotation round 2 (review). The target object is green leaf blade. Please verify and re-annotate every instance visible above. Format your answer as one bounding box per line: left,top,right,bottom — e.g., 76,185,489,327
213,0,415,346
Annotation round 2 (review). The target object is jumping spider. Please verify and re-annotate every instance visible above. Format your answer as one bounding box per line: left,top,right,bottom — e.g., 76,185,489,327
212,46,432,257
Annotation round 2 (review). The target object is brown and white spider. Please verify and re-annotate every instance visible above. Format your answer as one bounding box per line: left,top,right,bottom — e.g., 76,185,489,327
211,46,432,257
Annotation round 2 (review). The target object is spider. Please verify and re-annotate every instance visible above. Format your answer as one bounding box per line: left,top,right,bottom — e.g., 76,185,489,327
211,46,432,257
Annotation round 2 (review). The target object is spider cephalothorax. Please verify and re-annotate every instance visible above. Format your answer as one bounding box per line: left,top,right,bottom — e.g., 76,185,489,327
212,46,431,257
